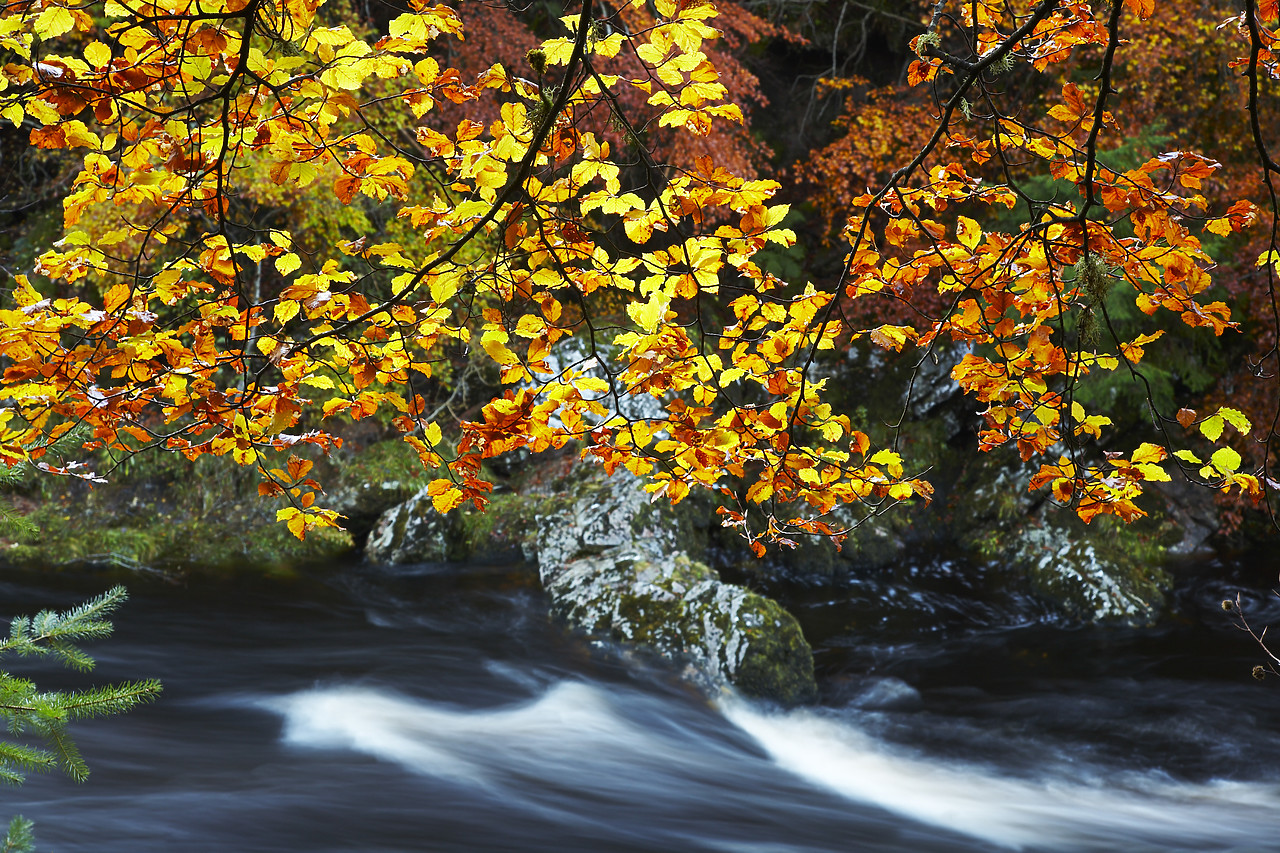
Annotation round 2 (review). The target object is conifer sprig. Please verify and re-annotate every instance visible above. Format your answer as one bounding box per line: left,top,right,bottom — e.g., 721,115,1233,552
2,816,34,853
0,587,162,785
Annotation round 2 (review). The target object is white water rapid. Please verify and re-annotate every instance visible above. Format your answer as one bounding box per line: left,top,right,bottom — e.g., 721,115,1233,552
267,683,1280,852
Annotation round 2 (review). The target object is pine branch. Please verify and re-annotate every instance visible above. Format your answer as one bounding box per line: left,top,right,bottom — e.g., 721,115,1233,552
1,586,128,670
1,816,34,853
42,724,86,784
0,500,36,542
0,587,161,789
58,680,164,720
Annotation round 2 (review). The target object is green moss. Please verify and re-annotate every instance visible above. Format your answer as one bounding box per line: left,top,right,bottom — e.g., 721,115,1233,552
332,438,433,489
561,552,817,705
5,496,353,575
449,491,573,562
731,594,818,706
1015,511,1171,624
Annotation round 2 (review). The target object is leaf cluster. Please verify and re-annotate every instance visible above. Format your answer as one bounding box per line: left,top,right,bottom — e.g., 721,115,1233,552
0,0,1277,549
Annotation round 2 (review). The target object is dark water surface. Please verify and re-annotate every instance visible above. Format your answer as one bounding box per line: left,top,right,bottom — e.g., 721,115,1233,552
2,556,1279,852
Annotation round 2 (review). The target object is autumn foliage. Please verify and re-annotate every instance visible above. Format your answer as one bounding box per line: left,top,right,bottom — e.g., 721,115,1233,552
0,0,1277,548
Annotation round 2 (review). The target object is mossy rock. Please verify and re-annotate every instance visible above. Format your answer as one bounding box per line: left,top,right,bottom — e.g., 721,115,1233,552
365,487,571,565
5,498,352,574
1013,513,1172,625
544,548,817,705
947,454,1174,624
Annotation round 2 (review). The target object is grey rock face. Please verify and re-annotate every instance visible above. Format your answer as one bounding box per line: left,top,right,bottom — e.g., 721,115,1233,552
536,467,676,569
364,489,453,565
326,478,423,535
535,469,818,705
1008,519,1164,624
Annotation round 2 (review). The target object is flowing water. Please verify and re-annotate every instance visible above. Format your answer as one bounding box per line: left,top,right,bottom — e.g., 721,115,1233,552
2,555,1278,852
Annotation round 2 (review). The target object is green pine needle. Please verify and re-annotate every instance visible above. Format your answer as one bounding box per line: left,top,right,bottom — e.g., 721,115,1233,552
0,587,161,787
1,815,34,853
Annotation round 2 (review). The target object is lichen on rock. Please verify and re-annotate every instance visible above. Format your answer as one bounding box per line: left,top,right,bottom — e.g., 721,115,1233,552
365,488,565,566
1010,517,1168,624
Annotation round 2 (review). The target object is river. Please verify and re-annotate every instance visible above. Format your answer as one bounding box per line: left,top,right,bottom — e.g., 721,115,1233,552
1,555,1278,852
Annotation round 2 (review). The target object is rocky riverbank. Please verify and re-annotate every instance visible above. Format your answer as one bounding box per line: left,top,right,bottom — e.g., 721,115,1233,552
0,418,1225,704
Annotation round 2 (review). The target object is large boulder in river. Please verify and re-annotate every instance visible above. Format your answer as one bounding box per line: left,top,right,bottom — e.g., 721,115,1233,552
947,456,1173,625
535,469,818,706
542,545,818,705
365,460,818,705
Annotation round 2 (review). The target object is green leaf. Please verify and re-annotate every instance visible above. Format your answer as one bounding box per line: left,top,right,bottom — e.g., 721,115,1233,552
1198,414,1224,442
1216,406,1252,436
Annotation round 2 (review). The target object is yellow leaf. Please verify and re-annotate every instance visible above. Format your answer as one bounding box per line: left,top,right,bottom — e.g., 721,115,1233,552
320,62,364,90
35,6,75,39
1210,446,1242,474
868,324,915,351
1216,406,1251,436
1199,414,1224,442
1135,463,1170,482
1205,217,1233,237
627,295,668,333
1,104,22,128
888,482,915,500
956,216,981,251
869,448,904,478
275,300,300,324
1130,442,1166,465
431,485,466,513
429,271,460,304
423,421,442,446
746,480,773,503
84,41,111,68
275,253,301,276
481,328,518,366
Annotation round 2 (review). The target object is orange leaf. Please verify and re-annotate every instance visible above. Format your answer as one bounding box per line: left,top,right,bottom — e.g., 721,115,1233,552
1123,0,1154,19
334,175,362,204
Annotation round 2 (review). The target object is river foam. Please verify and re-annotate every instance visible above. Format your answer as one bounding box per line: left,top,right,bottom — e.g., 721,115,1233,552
265,683,1279,851
721,699,1280,851
264,682,642,788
